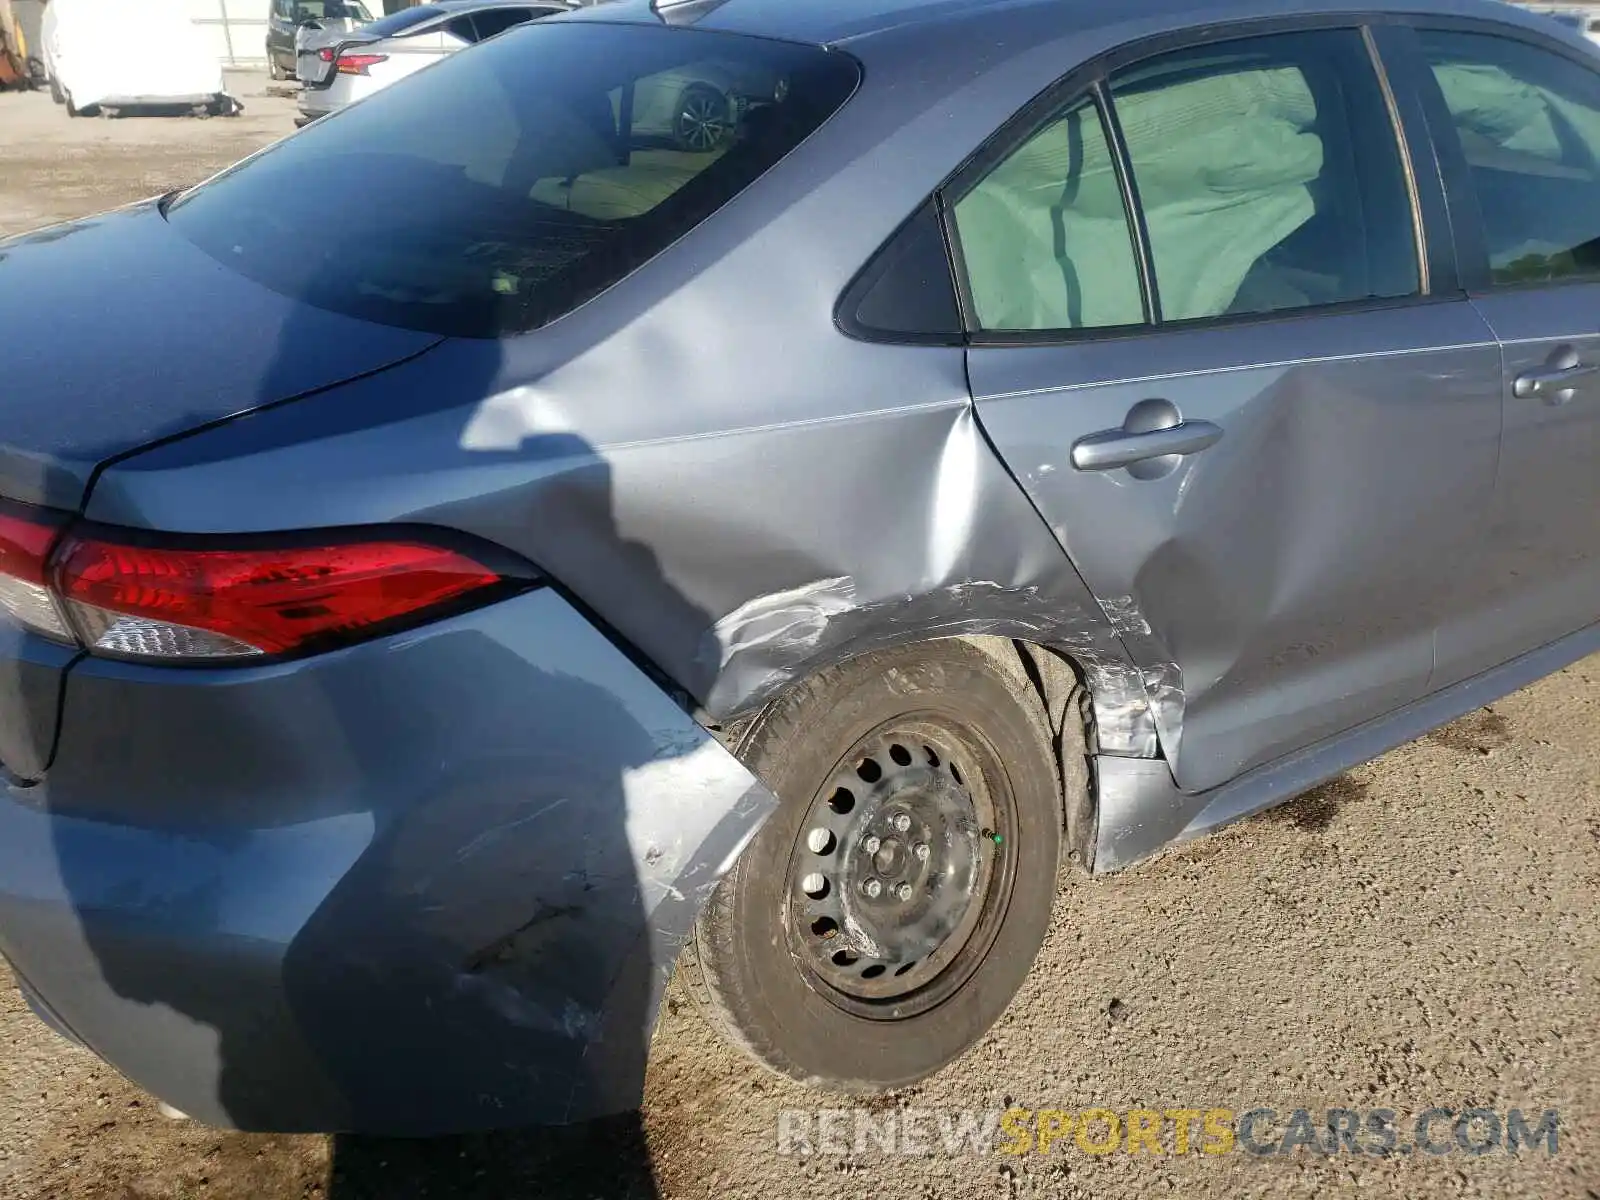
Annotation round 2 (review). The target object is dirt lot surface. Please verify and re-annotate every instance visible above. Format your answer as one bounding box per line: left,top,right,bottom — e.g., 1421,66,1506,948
1,71,1598,1200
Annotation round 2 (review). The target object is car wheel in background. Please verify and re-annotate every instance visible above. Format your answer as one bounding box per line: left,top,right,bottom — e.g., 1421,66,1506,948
48,73,63,103
268,51,284,81
684,639,1072,1092
673,83,731,152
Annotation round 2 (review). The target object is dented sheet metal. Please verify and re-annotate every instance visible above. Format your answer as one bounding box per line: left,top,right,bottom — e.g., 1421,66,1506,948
0,589,775,1133
673,409,1160,756
970,301,1502,794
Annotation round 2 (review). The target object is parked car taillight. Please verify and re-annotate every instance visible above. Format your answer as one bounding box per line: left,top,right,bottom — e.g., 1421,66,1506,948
335,52,387,75
0,506,517,662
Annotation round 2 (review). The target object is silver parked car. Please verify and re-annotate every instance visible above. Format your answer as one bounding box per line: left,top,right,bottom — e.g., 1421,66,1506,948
296,0,569,123
0,0,1597,1137
266,0,373,82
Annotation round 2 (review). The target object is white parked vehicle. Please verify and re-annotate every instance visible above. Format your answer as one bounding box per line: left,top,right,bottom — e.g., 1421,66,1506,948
296,0,564,124
42,0,235,116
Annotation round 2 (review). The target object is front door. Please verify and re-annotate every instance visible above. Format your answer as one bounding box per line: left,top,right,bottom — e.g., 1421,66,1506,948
954,25,1504,792
1407,25,1600,685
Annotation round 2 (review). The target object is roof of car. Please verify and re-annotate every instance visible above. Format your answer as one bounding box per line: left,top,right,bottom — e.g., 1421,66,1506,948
563,0,1572,53
424,0,569,12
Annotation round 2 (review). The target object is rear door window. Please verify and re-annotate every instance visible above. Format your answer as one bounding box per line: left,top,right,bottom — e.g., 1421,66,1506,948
1108,30,1419,322
948,28,1419,334
166,24,858,337
952,98,1145,331
1416,28,1600,285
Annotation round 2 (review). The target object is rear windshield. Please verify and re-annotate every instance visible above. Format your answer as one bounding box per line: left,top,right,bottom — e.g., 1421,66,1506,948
352,5,441,35
167,23,859,337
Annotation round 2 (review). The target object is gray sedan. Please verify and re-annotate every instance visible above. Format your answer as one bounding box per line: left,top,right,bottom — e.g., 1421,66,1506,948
0,0,1596,1137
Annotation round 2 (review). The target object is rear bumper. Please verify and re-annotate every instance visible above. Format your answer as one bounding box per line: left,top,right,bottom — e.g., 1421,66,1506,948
296,87,340,118
0,588,774,1134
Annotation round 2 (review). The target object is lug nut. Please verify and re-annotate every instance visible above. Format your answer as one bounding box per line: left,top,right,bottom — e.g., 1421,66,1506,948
894,882,913,901
862,835,881,854
863,878,883,898
892,813,912,833
914,842,930,861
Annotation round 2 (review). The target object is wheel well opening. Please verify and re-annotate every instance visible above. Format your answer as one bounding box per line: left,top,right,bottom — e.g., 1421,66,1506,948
714,636,1100,872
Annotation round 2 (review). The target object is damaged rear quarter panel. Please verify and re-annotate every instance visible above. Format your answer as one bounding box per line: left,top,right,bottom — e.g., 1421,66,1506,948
57,25,1178,1131
86,45,1162,758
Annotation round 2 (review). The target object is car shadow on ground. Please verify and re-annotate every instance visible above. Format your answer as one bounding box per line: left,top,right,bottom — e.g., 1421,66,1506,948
328,1113,660,1199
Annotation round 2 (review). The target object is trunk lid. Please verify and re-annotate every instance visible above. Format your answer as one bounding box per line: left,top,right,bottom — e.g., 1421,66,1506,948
0,201,440,511
0,202,439,778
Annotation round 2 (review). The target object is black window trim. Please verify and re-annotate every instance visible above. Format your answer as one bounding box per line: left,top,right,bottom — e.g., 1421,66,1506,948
835,199,966,346
1386,13,1600,296
839,12,1466,348
1096,78,1163,326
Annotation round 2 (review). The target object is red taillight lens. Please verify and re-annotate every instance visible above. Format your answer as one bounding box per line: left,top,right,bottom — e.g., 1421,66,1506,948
0,510,71,641
317,46,334,61
335,52,387,75
53,534,508,660
0,512,57,586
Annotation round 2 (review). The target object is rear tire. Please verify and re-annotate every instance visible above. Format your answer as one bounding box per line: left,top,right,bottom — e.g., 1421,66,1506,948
268,52,284,81
685,639,1066,1092
48,73,63,104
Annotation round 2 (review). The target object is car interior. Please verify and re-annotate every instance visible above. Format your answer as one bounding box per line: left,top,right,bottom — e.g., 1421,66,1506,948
1424,46,1600,283
952,35,1420,332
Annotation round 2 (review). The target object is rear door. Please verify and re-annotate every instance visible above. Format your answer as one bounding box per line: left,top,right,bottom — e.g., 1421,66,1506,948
959,23,1504,792
1400,23,1600,683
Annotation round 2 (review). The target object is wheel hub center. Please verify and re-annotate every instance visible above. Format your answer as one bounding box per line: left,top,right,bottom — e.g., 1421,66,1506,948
871,836,906,878
839,773,980,964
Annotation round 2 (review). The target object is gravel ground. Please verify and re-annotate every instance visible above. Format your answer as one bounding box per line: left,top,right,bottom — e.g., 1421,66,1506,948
1,72,1597,1200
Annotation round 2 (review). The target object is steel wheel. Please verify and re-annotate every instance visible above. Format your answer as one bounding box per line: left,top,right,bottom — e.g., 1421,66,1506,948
685,639,1076,1092
784,717,1012,1017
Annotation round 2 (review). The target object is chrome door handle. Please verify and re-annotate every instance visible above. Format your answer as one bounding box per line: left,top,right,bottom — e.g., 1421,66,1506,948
1513,350,1599,405
1071,419,1224,472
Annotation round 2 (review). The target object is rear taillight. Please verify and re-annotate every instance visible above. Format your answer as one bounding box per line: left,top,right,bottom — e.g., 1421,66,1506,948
317,47,334,61
335,52,387,75
0,507,518,663
0,510,71,641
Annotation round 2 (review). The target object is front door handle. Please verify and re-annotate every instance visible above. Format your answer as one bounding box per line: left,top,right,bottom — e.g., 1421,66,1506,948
1513,347,1599,405
1071,418,1224,472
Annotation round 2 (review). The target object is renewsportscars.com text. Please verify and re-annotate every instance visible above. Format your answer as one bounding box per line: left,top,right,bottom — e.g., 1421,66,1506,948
775,1107,1561,1158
